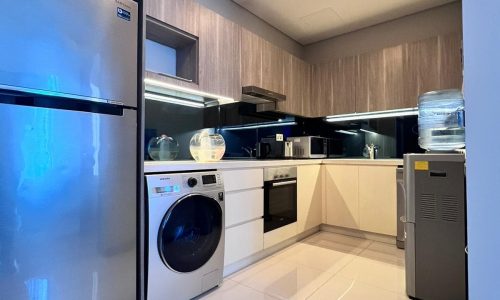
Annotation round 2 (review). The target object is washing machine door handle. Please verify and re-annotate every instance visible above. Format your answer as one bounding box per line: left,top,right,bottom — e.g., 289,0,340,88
157,193,223,273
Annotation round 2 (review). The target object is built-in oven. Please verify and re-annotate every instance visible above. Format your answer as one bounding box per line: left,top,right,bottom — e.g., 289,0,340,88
263,167,297,233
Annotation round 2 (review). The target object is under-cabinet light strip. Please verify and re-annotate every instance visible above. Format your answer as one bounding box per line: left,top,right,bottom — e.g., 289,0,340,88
360,128,378,134
222,121,297,131
144,77,236,104
325,107,418,122
144,92,205,108
335,130,358,135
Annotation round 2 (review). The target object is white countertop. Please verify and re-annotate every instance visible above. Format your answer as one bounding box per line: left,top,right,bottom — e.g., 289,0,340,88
321,158,403,166
144,158,403,173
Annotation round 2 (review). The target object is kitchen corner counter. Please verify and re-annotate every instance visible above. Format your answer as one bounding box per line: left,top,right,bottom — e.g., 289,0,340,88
144,158,403,173
144,159,323,173
321,159,403,166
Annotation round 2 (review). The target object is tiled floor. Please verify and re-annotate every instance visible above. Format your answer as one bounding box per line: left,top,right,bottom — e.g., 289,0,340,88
200,231,409,300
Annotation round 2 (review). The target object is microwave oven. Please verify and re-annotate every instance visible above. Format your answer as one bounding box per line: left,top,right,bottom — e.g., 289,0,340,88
286,136,328,158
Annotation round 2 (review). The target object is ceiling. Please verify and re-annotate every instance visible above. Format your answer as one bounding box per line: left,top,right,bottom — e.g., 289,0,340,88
233,0,456,45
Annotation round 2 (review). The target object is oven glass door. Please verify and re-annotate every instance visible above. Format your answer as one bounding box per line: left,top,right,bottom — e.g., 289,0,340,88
264,179,297,233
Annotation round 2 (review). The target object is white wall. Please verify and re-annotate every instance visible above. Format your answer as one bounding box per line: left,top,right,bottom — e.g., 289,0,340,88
462,1,500,298
304,2,462,64
195,0,304,58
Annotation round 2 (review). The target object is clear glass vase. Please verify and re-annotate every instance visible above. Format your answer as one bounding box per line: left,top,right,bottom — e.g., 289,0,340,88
189,130,225,162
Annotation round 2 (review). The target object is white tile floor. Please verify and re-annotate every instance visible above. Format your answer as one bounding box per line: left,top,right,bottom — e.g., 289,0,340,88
200,231,409,300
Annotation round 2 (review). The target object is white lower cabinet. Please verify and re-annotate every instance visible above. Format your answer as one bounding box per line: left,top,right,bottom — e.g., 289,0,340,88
225,189,263,228
325,165,360,229
224,218,263,266
324,164,397,236
297,165,323,233
358,166,397,235
222,168,264,267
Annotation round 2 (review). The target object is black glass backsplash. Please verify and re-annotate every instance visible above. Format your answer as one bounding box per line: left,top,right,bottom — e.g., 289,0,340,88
145,101,422,160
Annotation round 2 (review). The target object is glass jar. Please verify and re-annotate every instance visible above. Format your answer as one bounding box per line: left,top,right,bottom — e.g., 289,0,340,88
147,135,179,161
189,130,226,162
418,89,465,151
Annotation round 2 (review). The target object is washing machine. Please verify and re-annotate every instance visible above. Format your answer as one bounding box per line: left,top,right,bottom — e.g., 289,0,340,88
145,171,225,300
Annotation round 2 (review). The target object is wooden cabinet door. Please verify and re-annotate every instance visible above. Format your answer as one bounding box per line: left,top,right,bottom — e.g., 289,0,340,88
280,54,309,116
241,28,262,88
302,63,312,117
325,165,359,229
199,7,241,100
356,46,406,112
145,0,200,35
383,45,406,110
297,165,323,233
358,166,397,236
404,34,463,106
311,62,333,117
356,49,384,113
438,32,463,90
261,39,286,94
224,219,263,266
332,56,356,114
404,36,440,105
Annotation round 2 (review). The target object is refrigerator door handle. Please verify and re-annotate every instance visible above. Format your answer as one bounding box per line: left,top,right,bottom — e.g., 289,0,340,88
0,91,131,116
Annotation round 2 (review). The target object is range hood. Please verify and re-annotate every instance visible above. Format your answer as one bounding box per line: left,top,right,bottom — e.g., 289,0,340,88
241,86,286,111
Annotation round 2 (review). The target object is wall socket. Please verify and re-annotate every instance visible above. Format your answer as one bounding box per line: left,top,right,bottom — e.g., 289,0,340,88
276,134,284,141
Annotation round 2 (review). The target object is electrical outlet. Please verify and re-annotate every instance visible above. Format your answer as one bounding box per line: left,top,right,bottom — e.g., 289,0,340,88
276,134,284,141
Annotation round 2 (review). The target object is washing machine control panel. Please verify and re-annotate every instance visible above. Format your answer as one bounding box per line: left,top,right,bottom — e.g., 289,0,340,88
146,172,223,198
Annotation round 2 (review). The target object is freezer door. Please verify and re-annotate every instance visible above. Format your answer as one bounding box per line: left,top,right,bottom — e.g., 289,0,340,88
0,102,137,300
0,0,138,107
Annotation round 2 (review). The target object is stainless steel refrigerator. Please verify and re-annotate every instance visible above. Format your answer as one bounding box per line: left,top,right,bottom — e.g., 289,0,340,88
0,1,141,299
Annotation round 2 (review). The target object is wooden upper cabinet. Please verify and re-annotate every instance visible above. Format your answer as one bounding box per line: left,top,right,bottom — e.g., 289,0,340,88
356,45,409,112
438,32,463,90
404,36,440,106
145,0,200,35
383,45,406,110
311,62,333,117
404,32,463,105
261,39,286,94
198,7,241,100
302,62,312,117
279,54,310,116
240,28,263,88
241,29,287,94
331,56,357,115
356,49,384,113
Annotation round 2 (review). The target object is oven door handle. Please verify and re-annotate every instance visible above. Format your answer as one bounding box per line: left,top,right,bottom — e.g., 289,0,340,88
272,180,297,187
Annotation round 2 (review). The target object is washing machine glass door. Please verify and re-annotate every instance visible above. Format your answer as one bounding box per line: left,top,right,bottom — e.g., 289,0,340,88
158,194,223,273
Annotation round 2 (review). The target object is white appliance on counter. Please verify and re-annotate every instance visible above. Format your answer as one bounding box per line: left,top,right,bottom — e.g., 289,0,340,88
145,171,225,300
287,136,328,158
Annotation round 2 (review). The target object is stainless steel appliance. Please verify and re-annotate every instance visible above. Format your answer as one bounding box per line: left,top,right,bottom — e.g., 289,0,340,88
396,166,405,249
263,167,297,232
404,153,467,300
241,86,286,112
145,171,225,300
256,137,285,159
287,136,328,158
0,1,140,299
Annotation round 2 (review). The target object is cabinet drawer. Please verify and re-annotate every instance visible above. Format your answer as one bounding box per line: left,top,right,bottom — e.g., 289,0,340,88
222,168,263,192
224,219,263,266
225,189,263,228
